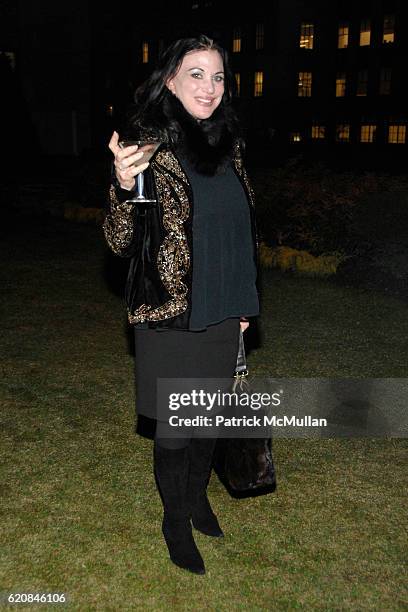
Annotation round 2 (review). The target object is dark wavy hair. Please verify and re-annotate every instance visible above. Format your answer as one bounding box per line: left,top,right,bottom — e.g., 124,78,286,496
125,34,239,143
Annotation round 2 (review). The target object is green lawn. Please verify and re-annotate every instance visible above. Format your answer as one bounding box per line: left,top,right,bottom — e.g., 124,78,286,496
1,215,407,611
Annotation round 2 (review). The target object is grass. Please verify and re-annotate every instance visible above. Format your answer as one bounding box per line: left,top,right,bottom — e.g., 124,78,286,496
1,213,407,611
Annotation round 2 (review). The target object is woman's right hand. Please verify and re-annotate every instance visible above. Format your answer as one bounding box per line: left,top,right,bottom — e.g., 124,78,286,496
108,131,150,191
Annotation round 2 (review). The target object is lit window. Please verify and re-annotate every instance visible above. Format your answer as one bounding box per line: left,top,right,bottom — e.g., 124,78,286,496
336,72,346,97
380,68,392,95
142,42,149,63
235,73,241,96
254,71,263,97
383,14,395,43
311,125,325,139
255,23,264,50
336,124,350,142
338,23,349,48
360,19,371,46
360,124,376,142
299,23,314,49
356,70,368,96
290,132,302,143
388,125,406,144
233,27,242,53
298,72,312,97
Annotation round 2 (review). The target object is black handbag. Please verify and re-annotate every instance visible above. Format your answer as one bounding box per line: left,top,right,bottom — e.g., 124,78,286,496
214,330,277,495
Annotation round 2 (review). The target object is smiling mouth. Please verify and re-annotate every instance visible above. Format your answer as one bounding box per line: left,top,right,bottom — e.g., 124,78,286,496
195,97,214,105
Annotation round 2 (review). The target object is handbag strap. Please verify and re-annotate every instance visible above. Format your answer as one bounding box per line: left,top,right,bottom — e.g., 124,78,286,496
235,329,248,375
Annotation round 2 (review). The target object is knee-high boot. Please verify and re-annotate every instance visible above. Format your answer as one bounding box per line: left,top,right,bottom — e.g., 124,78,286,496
154,442,205,575
188,437,224,537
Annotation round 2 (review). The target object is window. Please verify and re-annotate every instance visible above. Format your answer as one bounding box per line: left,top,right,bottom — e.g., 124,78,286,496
380,68,392,95
311,125,325,139
255,23,264,50
106,105,114,117
233,27,242,52
254,71,263,97
383,14,395,43
299,22,314,49
235,73,241,96
336,72,346,97
338,23,349,48
290,132,302,143
336,124,350,142
356,70,368,96
360,124,376,142
388,125,406,144
298,72,312,97
360,19,371,46
142,42,149,63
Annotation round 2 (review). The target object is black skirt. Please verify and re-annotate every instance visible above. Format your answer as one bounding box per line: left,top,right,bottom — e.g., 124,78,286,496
134,318,240,421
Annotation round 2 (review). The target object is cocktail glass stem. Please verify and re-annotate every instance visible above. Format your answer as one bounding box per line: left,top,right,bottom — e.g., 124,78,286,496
137,172,145,199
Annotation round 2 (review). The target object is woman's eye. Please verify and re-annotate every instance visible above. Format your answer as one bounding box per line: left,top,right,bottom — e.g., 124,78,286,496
191,72,202,79
214,76,224,83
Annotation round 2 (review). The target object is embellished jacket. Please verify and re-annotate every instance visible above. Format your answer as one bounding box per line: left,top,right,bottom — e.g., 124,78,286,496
103,142,257,329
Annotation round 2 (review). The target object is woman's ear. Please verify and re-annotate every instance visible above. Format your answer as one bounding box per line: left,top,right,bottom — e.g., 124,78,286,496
166,77,175,94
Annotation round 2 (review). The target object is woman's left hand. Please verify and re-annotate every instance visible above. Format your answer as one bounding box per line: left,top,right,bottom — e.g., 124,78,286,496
240,318,249,332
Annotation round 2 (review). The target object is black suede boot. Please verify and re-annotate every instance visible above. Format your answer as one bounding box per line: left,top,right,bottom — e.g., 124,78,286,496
188,437,224,537
154,442,205,575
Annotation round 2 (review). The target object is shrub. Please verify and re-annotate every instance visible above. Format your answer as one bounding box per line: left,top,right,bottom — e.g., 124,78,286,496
259,243,348,276
64,205,104,224
251,159,408,256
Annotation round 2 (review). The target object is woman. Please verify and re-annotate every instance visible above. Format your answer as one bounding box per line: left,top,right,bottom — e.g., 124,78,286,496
103,35,259,575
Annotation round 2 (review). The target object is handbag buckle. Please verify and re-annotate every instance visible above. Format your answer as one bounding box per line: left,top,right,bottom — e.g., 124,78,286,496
232,369,249,393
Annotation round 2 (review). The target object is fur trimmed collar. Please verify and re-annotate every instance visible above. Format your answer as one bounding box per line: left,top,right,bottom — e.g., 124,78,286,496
164,93,236,176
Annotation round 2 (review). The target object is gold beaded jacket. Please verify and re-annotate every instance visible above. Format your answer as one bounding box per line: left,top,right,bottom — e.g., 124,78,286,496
103,142,257,329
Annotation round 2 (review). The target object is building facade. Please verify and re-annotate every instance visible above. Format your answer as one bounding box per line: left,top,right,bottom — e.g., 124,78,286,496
4,0,406,165
1,0,92,156
110,0,407,167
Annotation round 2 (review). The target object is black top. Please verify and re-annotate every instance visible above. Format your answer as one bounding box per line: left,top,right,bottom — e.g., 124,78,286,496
180,159,259,331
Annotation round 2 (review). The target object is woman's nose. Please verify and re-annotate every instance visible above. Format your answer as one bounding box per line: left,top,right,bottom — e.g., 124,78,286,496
202,78,215,93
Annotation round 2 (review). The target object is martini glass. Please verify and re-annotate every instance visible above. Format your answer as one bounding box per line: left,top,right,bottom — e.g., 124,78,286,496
118,138,161,203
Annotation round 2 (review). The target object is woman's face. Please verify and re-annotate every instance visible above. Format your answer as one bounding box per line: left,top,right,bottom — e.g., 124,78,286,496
166,49,225,120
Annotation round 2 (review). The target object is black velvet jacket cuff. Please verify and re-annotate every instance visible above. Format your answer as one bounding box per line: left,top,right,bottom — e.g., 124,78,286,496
111,176,136,203
110,161,136,203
